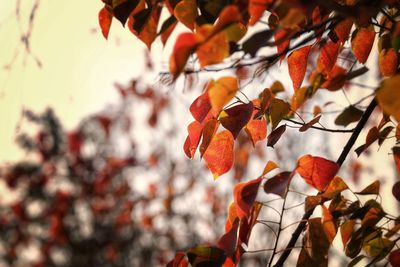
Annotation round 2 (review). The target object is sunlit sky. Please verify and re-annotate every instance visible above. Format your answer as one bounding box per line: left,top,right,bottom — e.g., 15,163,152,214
0,1,164,162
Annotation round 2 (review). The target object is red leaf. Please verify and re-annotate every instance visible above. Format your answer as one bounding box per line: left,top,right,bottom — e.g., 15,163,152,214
288,45,312,91
379,48,398,77
296,155,339,192
220,102,254,138
263,171,292,198
389,249,400,267
234,178,262,220
333,18,353,44
190,91,212,122
184,121,204,158
166,252,189,267
212,5,242,35
274,29,290,61
351,26,375,64
199,119,219,158
317,41,340,74
203,130,234,179
99,7,113,40
267,124,286,148
218,220,239,256
248,0,273,25
169,33,198,78
299,115,321,132
393,181,400,202
394,147,400,175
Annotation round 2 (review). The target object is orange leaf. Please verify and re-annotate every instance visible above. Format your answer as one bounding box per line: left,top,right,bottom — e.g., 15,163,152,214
274,29,291,61
340,220,355,248
321,205,336,243
212,5,242,35
351,26,375,64
220,102,254,138
248,0,273,26
320,65,347,91
234,178,262,219
317,41,340,74
296,155,339,192
333,18,353,44
379,48,398,77
245,117,267,146
208,77,238,116
174,0,198,30
203,130,234,179
299,115,321,132
184,121,204,158
262,160,279,176
196,25,229,68
169,32,198,78
288,45,312,91
99,7,113,39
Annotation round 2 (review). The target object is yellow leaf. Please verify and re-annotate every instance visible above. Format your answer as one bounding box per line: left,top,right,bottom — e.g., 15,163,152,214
208,76,238,115
377,75,400,122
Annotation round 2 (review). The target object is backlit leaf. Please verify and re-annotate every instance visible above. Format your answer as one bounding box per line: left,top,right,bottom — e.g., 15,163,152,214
321,205,336,243
322,176,348,199
212,5,241,36
340,220,355,248
185,121,203,158
234,178,262,219
199,119,219,158
268,98,290,129
305,195,322,213
296,155,339,192
99,7,113,39
377,75,400,122
317,41,340,74
203,130,234,179
304,217,330,266
262,160,279,176
245,117,267,147
333,18,353,44
190,91,212,122
288,45,312,91
363,237,394,259
263,171,292,198
379,48,398,77
351,26,375,64
248,0,273,25
220,102,253,139
174,0,197,30
299,115,321,132
267,124,286,148
169,33,198,78
196,25,229,67
274,29,290,61
208,77,238,116
166,252,189,267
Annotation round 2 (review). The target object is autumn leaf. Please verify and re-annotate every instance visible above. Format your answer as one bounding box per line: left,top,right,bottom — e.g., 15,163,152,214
190,91,212,122
334,105,363,126
355,180,380,195
376,75,400,122
184,121,203,159
379,48,398,77
274,29,290,61
296,155,339,192
112,0,140,25
393,181,400,202
160,16,178,46
212,5,242,36
320,65,347,91
169,32,198,78
203,130,234,179
220,102,253,138
174,0,198,30
340,220,355,248
99,7,113,39
217,220,239,256
208,77,238,116
389,249,400,267
288,45,312,91
321,205,336,243
267,124,286,148
317,41,340,74
186,246,226,267
263,171,292,198
268,98,290,129
234,178,262,219
333,18,353,44
199,119,219,157
351,26,375,64
394,147,400,175
196,25,229,67
248,0,273,25
262,160,279,176
299,115,321,132
166,252,189,267
322,176,348,199
245,117,267,147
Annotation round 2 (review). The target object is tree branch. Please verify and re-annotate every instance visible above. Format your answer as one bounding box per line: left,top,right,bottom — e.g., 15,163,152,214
272,98,377,267
284,118,356,133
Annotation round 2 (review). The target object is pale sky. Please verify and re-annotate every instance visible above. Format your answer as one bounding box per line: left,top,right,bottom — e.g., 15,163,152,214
0,1,158,162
